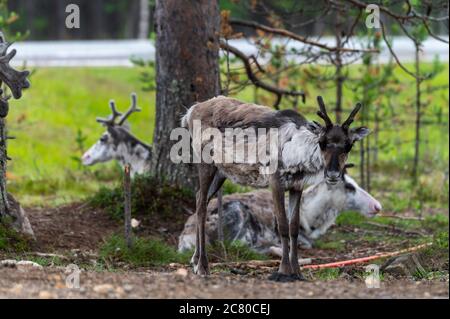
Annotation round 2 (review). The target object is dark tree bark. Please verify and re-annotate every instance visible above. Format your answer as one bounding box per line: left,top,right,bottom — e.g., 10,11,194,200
0,116,7,217
151,0,221,189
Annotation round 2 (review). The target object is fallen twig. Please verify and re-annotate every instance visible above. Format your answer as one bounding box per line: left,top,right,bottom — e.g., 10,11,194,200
364,221,428,237
378,214,425,221
25,252,68,260
211,258,312,269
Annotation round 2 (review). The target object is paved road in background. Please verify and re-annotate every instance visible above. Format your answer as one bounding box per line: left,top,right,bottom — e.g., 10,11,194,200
11,37,449,67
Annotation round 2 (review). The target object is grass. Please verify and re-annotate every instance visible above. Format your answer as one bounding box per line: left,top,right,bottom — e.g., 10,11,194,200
100,234,190,267
99,235,267,268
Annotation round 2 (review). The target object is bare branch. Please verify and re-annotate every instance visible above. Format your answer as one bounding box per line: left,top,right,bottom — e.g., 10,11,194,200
229,19,379,54
220,41,305,109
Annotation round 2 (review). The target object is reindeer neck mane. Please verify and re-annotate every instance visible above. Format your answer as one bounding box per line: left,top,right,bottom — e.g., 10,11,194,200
280,124,323,173
113,128,152,175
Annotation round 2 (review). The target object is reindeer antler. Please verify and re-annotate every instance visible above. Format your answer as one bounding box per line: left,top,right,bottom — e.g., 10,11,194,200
0,33,30,101
117,93,141,126
96,100,123,126
316,96,333,129
342,102,362,130
96,93,140,127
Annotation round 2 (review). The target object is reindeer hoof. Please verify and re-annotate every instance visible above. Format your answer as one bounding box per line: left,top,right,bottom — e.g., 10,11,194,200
268,272,307,282
193,263,210,276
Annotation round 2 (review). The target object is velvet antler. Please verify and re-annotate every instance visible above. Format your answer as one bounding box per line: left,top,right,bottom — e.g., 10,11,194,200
117,93,141,126
342,102,363,130
316,96,333,129
0,33,30,101
96,100,123,126
96,93,140,127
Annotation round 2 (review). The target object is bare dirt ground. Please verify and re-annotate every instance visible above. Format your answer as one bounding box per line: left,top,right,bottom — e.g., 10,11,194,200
0,203,448,299
0,267,448,299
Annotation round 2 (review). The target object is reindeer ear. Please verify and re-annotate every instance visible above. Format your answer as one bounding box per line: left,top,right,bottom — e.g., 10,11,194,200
350,127,370,142
306,121,324,135
106,126,120,139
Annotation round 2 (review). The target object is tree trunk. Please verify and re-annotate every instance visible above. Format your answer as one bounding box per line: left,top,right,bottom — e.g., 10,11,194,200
0,117,8,218
138,0,150,39
151,0,221,190
412,42,422,183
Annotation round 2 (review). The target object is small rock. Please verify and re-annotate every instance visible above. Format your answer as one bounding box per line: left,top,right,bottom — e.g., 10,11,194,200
175,268,189,277
131,218,140,228
0,259,43,270
10,284,23,295
39,290,57,299
115,287,125,296
93,284,115,295
123,284,134,292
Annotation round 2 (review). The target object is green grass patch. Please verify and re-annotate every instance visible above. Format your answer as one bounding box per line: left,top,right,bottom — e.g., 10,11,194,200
100,234,190,267
313,268,342,280
335,211,367,227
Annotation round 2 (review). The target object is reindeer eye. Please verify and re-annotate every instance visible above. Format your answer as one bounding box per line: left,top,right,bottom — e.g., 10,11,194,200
100,135,108,143
345,183,356,192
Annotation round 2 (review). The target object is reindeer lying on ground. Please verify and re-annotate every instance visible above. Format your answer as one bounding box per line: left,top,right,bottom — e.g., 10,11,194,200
81,93,152,177
182,95,369,280
178,167,381,253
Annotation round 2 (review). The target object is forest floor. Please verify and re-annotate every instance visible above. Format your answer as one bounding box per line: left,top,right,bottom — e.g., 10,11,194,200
0,202,448,299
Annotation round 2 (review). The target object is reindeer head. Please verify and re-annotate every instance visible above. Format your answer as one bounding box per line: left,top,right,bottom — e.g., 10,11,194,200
341,164,382,217
82,93,141,166
309,96,369,185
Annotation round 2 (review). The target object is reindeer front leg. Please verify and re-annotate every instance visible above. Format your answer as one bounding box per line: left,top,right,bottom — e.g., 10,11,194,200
193,164,217,276
269,173,293,280
288,189,306,280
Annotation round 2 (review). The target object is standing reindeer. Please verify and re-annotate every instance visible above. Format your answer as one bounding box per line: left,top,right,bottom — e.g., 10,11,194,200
181,95,369,280
81,93,152,177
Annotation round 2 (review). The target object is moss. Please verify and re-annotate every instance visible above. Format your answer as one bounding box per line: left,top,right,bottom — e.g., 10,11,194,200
0,219,31,252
